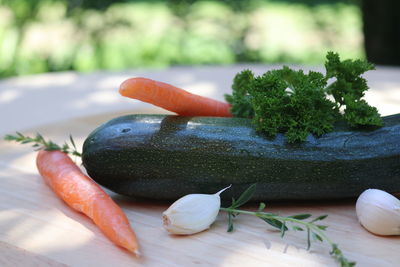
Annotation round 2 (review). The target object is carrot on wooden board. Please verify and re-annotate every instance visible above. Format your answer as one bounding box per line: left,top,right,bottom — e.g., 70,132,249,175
119,77,232,117
36,150,140,256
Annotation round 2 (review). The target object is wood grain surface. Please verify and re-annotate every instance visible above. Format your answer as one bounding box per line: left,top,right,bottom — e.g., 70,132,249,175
1,112,399,267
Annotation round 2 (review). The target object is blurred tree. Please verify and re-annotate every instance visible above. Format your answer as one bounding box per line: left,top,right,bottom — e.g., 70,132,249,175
66,0,123,11
222,0,261,62
362,0,400,65
166,0,196,64
0,0,42,76
0,0,365,78
166,0,196,17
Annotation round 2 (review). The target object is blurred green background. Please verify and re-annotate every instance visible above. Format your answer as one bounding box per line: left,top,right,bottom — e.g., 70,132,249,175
0,0,364,78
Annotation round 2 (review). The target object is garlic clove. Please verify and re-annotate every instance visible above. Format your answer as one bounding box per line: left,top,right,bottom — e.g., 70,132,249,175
356,189,400,236
162,186,230,235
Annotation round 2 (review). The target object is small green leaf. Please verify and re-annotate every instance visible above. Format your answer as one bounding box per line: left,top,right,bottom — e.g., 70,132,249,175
258,202,266,211
4,134,15,141
227,213,234,232
330,244,339,255
231,184,256,208
280,222,287,238
70,134,78,150
36,133,44,142
312,215,328,222
312,232,323,242
72,151,82,157
292,226,304,231
289,214,312,220
317,225,328,230
261,217,288,231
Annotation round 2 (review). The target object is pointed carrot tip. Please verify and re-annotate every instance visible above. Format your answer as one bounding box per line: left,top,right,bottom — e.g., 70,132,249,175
133,248,141,258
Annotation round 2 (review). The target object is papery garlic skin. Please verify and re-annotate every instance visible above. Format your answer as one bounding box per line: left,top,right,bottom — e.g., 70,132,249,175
162,186,230,235
356,189,400,235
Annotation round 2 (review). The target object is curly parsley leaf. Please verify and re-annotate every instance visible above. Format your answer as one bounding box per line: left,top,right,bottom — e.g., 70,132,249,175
225,69,255,118
225,52,382,143
343,97,382,127
250,67,337,143
325,52,382,127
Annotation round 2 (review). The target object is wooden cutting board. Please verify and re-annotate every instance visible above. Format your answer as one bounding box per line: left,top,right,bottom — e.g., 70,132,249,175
1,112,399,267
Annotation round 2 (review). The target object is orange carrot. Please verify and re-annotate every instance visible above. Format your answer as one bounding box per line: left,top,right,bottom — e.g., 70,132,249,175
119,77,232,117
36,150,140,256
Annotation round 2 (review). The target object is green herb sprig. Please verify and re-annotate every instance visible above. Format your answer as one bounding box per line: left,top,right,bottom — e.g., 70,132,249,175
225,52,382,143
220,184,355,267
4,132,81,157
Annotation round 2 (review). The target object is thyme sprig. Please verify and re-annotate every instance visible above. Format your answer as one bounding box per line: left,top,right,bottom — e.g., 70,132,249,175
220,184,355,267
4,132,81,157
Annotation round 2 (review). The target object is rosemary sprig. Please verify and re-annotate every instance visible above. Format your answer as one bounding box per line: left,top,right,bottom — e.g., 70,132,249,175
220,184,355,267
4,132,81,157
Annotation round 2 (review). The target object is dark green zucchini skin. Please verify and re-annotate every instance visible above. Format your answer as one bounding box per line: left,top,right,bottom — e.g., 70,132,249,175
82,114,400,201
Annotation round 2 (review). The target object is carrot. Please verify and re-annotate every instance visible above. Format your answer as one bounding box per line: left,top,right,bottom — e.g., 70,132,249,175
36,150,140,256
119,77,232,117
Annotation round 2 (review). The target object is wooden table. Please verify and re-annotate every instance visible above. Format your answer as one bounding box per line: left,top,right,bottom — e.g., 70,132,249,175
1,66,399,266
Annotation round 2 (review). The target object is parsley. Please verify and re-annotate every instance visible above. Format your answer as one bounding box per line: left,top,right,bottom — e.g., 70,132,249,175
225,52,382,143
224,69,255,118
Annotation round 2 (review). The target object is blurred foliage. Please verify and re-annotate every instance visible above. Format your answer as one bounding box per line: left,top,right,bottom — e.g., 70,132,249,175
0,0,362,78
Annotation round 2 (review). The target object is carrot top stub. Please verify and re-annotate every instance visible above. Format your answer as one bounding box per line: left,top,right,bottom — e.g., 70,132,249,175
119,77,232,117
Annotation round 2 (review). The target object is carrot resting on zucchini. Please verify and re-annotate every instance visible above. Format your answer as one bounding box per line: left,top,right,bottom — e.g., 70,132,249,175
225,52,383,143
4,133,140,256
119,77,232,117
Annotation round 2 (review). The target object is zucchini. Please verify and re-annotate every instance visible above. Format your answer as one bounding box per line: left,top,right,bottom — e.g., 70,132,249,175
82,114,400,200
